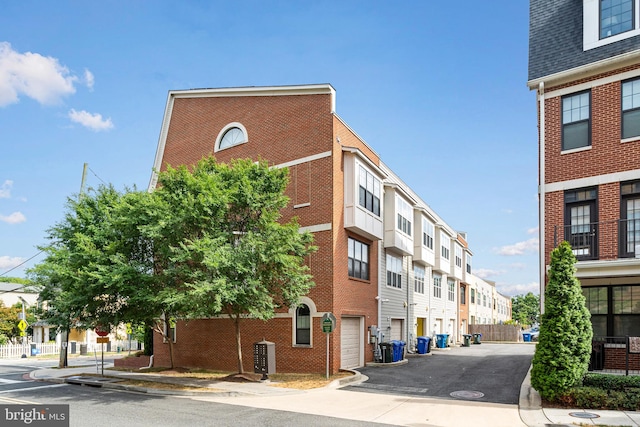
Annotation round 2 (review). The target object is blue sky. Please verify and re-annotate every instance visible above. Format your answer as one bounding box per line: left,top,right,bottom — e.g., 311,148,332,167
0,1,538,296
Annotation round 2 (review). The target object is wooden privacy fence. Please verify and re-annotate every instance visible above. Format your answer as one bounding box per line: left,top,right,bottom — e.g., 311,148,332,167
468,324,521,342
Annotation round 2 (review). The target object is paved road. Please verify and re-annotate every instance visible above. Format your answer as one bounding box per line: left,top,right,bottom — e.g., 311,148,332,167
0,359,394,427
346,342,535,404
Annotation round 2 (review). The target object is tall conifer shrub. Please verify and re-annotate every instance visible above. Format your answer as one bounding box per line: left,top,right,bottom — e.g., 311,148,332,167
531,241,593,400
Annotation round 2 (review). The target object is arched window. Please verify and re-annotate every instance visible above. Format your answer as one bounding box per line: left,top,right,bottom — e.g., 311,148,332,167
215,122,248,152
296,304,311,345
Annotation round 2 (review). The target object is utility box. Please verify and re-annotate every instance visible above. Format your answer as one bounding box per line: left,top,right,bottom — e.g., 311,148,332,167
253,340,276,380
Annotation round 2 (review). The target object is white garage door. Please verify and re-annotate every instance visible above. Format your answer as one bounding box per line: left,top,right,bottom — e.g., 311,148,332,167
390,319,403,341
341,317,361,369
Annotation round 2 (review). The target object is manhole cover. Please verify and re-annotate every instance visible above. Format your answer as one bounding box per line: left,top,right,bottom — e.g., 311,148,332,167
569,412,600,419
449,390,484,399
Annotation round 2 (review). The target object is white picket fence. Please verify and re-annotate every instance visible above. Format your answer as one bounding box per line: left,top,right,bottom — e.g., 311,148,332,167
0,340,141,359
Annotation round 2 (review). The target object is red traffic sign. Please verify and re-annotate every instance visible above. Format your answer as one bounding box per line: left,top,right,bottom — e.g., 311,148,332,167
95,325,109,337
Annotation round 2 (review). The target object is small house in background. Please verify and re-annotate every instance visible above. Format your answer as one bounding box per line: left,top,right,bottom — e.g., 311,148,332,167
0,282,38,308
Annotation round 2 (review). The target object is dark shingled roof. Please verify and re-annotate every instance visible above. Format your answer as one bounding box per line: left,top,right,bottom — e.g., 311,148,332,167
528,0,640,82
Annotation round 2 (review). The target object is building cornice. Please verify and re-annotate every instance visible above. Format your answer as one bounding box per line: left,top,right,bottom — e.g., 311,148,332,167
527,49,640,90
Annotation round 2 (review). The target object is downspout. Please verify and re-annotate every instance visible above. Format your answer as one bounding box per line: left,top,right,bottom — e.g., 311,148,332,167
538,81,546,314
378,241,383,342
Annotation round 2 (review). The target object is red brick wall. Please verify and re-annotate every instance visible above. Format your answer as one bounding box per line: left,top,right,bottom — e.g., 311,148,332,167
603,346,640,371
153,317,331,374
543,68,640,268
152,91,387,374
330,117,381,369
544,81,640,184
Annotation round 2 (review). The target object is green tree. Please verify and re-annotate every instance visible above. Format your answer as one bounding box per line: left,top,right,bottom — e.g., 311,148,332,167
168,158,316,373
29,156,315,373
511,292,540,326
531,241,593,401
29,185,191,368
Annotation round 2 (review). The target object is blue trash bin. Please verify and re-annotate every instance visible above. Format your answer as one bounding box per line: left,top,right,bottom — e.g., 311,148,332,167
391,340,401,362
417,336,428,354
523,333,531,342
436,334,449,348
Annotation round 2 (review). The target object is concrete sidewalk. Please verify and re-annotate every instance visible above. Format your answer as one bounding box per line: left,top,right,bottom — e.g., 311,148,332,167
26,360,640,426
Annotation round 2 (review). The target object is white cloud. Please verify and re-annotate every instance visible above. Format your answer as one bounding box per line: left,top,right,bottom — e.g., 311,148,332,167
0,211,26,224
502,208,513,214
496,282,540,297
68,109,114,132
474,268,507,279
0,255,24,270
0,180,12,198
496,238,539,256
84,69,94,91
0,42,79,106
527,227,539,235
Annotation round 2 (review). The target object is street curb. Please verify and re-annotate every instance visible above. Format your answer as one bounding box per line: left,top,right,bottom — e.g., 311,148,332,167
518,364,551,427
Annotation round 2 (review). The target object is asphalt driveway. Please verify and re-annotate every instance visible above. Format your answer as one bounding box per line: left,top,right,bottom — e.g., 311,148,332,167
344,342,535,405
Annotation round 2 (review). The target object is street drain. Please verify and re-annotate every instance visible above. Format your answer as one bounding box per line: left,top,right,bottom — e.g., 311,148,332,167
449,390,484,399
569,412,600,419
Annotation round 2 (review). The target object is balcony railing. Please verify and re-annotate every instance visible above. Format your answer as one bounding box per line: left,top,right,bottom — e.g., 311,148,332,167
554,218,640,261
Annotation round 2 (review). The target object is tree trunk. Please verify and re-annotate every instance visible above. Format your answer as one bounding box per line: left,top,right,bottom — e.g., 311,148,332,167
234,315,244,374
58,327,69,369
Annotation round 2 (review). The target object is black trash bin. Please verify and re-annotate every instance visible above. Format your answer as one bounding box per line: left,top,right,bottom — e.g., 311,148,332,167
379,342,392,363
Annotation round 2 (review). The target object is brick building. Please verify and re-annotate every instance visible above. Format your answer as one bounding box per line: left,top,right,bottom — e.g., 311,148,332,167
148,84,489,373
528,0,640,339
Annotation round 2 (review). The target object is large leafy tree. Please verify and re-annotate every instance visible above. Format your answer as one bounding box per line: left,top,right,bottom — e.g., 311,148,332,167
511,292,540,326
29,156,315,373
170,157,316,373
531,241,593,400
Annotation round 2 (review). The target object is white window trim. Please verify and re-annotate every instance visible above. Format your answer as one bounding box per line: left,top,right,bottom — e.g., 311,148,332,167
386,253,403,289
584,0,640,51
214,122,248,152
291,297,317,347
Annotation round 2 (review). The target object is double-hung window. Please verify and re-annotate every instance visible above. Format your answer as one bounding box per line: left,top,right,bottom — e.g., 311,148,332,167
447,279,455,302
601,0,634,39
423,219,434,249
414,265,425,294
562,91,591,150
433,274,442,298
396,197,412,236
622,78,640,139
359,166,381,216
455,245,462,268
386,254,402,288
348,237,369,280
470,288,475,304
466,254,472,274
441,233,450,260
295,305,311,345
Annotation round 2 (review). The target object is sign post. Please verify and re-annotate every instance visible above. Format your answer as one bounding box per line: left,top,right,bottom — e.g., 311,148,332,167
95,326,109,376
17,319,28,358
321,313,336,379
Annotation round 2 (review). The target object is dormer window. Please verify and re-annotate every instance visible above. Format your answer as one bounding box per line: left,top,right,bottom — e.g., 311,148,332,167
584,0,640,50
600,0,634,39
